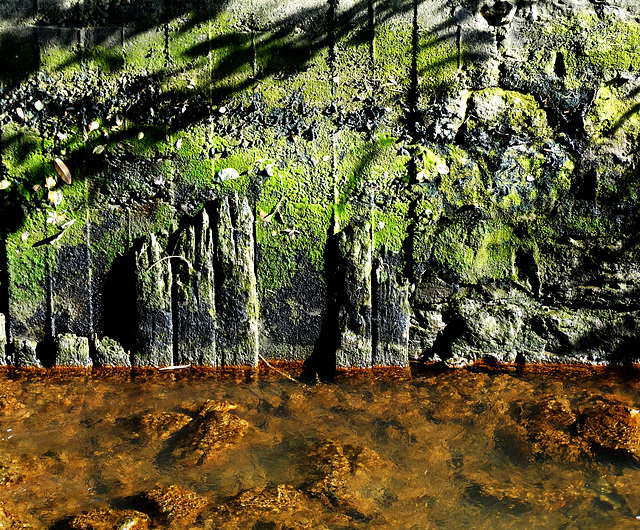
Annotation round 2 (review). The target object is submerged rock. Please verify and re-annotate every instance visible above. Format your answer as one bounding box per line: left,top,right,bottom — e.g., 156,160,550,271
0,502,24,529
0,454,25,487
57,507,150,529
225,484,301,513
300,439,388,521
513,395,589,461
140,485,209,525
170,400,249,466
581,404,640,457
202,484,306,528
119,411,192,445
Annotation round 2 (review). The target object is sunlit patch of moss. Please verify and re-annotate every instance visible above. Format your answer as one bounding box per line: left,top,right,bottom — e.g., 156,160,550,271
467,87,552,139
256,201,331,295
585,84,640,143
5,210,53,326
417,30,460,92
373,201,410,253
432,220,520,284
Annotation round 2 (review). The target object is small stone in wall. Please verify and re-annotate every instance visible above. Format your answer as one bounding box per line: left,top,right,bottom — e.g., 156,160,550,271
217,168,240,181
94,336,130,367
55,334,91,367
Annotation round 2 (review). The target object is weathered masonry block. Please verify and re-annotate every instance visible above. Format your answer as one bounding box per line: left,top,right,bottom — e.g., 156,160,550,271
2,0,640,369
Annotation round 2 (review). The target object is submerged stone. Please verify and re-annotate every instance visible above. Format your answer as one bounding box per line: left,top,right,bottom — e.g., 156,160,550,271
58,508,150,530
170,400,249,466
582,404,640,457
119,411,192,444
140,485,209,525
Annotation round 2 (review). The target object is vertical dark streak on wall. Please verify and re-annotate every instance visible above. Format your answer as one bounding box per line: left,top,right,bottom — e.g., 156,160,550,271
368,0,375,71
85,206,95,360
409,0,419,140
250,13,257,80
402,0,422,281
163,0,170,67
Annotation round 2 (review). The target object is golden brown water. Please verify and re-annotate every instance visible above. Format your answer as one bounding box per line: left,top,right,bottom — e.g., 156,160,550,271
2,363,640,528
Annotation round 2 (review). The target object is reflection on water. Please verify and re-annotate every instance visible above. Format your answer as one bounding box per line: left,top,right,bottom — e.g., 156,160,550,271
1,363,640,528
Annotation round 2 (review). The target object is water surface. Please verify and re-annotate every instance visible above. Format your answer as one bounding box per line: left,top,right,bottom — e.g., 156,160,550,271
1,363,640,528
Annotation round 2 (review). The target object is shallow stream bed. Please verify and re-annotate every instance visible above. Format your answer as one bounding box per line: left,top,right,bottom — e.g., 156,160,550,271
1,363,640,528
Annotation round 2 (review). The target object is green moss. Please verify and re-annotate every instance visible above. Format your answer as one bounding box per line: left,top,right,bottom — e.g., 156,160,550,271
335,131,409,207
39,43,81,75
586,84,640,141
373,202,410,253
210,14,254,98
6,210,53,309
417,30,460,91
578,15,640,71
255,125,334,207
256,201,330,295
128,202,177,245
85,45,124,74
334,25,373,103
256,29,331,107
529,13,640,91
433,220,520,284
123,28,167,74
374,24,412,116
468,87,552,138
165,18,212,94
1,124,44,197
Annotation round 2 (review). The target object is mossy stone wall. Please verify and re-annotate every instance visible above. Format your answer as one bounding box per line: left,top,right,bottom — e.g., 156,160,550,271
1,0,640,368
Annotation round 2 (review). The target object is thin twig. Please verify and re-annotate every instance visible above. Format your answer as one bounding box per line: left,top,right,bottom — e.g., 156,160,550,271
258,353,305,385
143,255,194,275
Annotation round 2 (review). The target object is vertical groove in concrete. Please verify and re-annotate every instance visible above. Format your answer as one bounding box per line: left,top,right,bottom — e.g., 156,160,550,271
373,257,410,366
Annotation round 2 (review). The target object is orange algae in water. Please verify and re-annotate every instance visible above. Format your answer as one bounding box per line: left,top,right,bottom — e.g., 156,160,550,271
0,364,640,527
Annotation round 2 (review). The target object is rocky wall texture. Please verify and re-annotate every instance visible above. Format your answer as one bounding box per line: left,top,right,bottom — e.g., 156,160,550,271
1,0,640,368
